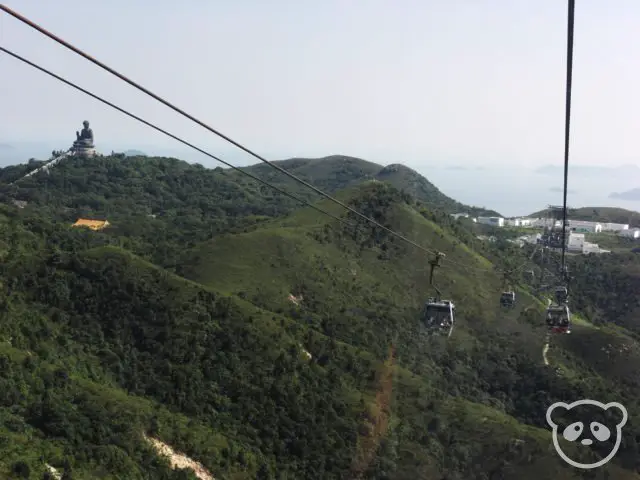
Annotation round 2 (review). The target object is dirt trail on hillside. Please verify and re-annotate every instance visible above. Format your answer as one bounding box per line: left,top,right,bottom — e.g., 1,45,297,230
543,333,550,366
143,433,215,480
350,344,396,479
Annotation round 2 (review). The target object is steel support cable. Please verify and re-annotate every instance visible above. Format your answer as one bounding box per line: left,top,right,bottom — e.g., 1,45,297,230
560,0,575,279
0,46,354,228
0,4,445,260
495,259,535,282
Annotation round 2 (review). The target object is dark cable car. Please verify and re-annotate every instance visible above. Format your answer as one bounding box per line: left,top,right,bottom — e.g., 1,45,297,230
500,291,516,308
546,303,571,334
421,252,455,337
422,298,455,337
498,267,516,308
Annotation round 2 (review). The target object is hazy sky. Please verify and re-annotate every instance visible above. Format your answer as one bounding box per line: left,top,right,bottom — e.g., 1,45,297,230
1,1,640,217
2,0,640,169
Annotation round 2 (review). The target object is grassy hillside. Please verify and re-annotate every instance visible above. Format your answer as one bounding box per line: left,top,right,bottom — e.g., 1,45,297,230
529,206,640,226
178,182,504,361
0,155,640,478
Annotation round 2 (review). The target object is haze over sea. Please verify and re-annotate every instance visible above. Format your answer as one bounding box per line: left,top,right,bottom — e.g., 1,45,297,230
424,165,640,218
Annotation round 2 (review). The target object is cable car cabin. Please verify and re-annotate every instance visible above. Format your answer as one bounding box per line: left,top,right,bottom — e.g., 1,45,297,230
554,286,569,304
546,304,571,334
500,291,516,308
422,299,455,336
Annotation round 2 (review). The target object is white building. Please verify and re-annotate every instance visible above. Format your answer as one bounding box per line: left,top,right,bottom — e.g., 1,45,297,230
530,218,562,228
619,228,640,239
450,213,470,220
515,234,538,245
601,222,629,232
565,232,610,254
567,232,585,252
528,218,545,228
507,238,527,247
477,216,505,227
526,217,630,234
568,220,602,233
476,235,497,242
505,217,532,227
583,242,610,254
582,242,599,254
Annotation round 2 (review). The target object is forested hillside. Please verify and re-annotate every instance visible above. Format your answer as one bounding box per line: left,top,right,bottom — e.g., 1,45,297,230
0,154,639,479
0,155,499,269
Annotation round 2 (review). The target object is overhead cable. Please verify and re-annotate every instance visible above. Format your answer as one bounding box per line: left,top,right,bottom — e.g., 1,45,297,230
560,0,575,276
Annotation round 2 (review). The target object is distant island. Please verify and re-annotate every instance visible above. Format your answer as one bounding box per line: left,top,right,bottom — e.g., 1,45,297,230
444,165,486,171
124,149,148,157
535,164,640,177
610,188,640,201
549,186,577,194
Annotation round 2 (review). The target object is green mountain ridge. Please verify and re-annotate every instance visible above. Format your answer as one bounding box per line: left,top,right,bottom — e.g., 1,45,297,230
241,155,502,217
0,154,639,478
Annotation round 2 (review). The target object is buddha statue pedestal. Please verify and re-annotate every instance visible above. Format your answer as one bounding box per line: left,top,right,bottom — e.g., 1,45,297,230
71,141,96,157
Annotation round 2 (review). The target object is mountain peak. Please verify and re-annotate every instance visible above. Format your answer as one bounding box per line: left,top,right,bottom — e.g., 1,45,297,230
241,156,500,217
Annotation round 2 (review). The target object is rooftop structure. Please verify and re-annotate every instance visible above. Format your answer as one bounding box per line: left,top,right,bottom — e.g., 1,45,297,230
72,219,110,231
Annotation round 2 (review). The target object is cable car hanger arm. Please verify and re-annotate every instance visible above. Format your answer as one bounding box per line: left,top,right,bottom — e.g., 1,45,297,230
428,252,446,300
